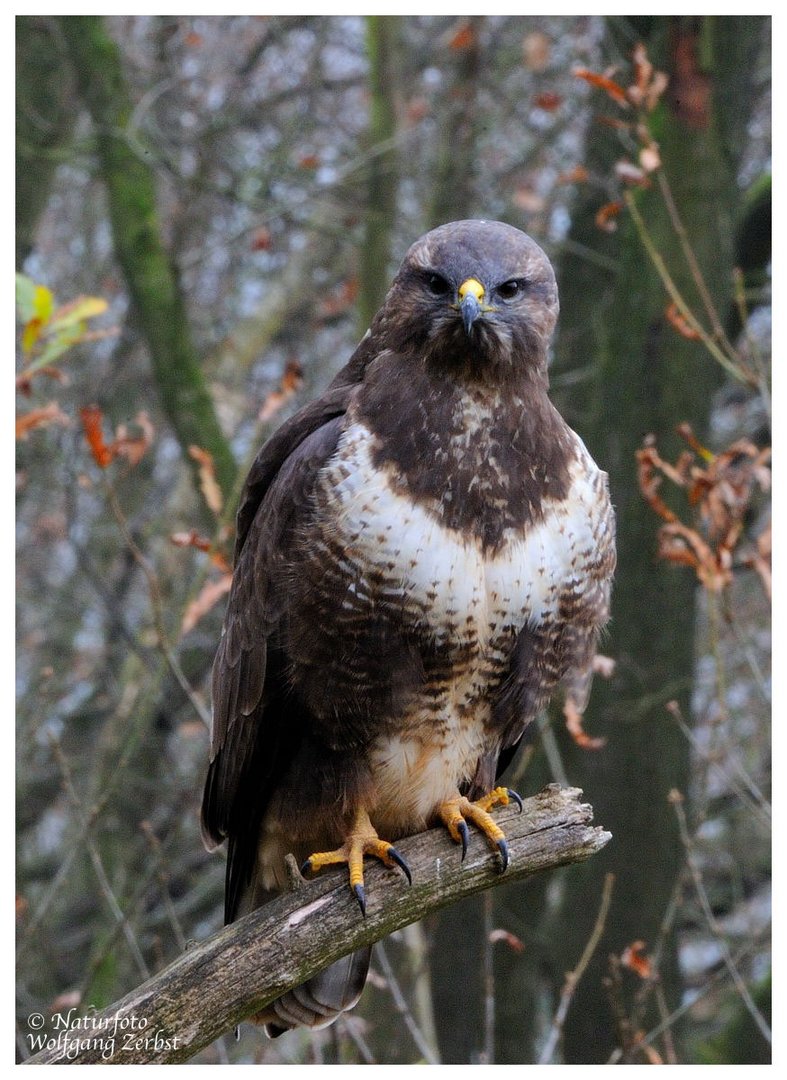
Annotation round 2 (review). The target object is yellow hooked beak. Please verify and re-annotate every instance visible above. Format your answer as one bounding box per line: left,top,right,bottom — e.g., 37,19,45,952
457,278,486,334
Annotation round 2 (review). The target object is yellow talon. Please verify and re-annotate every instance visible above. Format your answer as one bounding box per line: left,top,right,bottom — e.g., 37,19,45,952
437,786,522,870
300,808,411,916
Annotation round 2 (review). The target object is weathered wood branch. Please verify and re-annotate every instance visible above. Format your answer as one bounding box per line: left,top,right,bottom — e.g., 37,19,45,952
23,785,610,1065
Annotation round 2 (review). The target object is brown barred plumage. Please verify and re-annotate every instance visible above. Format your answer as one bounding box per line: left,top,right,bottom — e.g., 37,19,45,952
201,220,615,1036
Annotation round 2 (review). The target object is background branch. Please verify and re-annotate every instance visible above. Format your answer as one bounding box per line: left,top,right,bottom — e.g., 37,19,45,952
23,785,609,1065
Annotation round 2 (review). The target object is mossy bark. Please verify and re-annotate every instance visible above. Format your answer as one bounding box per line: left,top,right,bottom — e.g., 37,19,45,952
16,17,76,267
59,15,237,507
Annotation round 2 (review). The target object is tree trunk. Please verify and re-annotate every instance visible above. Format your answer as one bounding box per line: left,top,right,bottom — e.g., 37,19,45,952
542,15,767,1064
58,15,237,508
357,16,401,334
16,17,76,267
428,17,483,228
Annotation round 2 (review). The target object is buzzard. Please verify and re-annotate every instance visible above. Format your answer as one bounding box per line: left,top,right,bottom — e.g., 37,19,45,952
201,220,615,1036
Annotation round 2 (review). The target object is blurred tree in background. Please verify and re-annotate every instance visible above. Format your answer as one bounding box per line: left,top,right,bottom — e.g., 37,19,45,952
16,14,770,1064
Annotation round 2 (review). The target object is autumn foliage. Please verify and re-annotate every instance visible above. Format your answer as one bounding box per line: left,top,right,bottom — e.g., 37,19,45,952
637,425,771,596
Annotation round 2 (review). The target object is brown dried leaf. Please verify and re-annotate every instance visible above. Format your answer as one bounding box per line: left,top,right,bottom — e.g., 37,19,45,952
446,19,476,51
16,402,70,440
614,159,648,186
512,187,545,214
645,71,669,112
317,278,359,321
171,529,212,553
627,43,669,112
574,67,629,107
642,1044,664,1065
489,929,525,953
563,698,606,751
16,365,69,395
743,522,772,600
79,404,114,467
639,143,661,174
631,43,653,95
636,446,679,523
533,91,562,111
259,359,304,424
113,411,155,467
250,227,272,251
592,654,616,679
49,989,82,1013
188,445,224,517
170,529,232,573
181,573,233,635
665,303,701,341
620,940,653,980
595,200,624,232
522,30,550,72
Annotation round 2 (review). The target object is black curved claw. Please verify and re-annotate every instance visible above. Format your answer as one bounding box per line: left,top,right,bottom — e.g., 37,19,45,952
458,819,470,862
388,846,413,885
496,837,510,872
507,788,524,813
299,857,313,877
353,882,367,917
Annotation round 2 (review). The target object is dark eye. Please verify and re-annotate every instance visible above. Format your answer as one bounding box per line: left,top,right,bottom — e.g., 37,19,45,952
426,272,451,296
496,279,525,300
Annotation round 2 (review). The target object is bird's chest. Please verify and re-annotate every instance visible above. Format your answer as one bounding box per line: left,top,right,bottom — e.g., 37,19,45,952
306,420,594,831
315,421,578,655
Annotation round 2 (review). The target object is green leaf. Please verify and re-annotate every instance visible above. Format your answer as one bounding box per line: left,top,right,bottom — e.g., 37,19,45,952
15,273,38,324
24,326,83,372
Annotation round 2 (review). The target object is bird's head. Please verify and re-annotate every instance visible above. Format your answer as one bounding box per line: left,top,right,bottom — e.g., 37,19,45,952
375,220,559,385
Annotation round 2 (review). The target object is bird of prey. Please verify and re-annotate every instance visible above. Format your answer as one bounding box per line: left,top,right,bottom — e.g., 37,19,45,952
201,219,615,1036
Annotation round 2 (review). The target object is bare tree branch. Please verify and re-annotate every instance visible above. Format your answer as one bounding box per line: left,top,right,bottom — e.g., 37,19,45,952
22,785,610,1065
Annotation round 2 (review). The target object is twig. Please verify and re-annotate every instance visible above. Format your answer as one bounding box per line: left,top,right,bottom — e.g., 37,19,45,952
606,936,768,1063
336,1014,376,1064
140,821,189,952
537,710,570,786
401,921,440,1061
46,734,150,981
538,871,615,1063
375,941,439,1064
101,475,212,729
670,792,771,1045
481,890,495,1064
18,674,150,954
653,981,678,1064
656,170,737,359
666,701,771,827
721,589,772,707
732,266,771,422
624,191,757,388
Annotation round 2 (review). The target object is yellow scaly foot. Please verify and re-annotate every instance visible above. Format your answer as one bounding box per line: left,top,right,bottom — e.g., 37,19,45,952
437,785,523,870
300,807,411,916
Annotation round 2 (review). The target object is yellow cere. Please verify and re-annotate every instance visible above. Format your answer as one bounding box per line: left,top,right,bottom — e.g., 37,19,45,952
457,277,485,302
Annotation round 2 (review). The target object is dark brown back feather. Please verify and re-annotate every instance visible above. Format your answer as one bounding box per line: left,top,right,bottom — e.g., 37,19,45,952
201,403,356,920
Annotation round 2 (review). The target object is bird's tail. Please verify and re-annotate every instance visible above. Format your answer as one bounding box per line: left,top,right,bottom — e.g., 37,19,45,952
254,947,373,1037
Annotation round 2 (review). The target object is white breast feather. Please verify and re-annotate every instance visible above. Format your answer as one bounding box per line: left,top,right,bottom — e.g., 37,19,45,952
319,421,603,828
